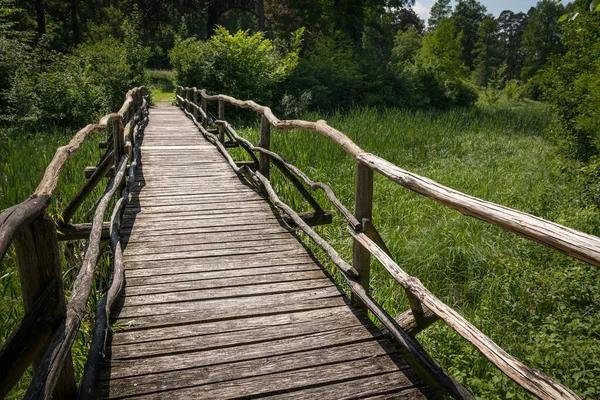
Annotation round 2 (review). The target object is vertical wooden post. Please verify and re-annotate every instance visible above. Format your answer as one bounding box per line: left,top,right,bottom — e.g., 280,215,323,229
112,117,124,195
352,161,373,311
201,94,207,128
218,100,225,142
184,88,189,113
259,115,271,179
13,213,77,398
176,87,180,107
192,88,199,122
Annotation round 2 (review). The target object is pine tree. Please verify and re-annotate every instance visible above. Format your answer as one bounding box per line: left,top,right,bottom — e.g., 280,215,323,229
427,0,451,31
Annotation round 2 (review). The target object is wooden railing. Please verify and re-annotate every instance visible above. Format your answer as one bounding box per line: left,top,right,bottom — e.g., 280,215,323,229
0,87,149,399
177,86,592,400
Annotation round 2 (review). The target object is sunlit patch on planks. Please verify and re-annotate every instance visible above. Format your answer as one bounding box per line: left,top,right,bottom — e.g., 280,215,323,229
98,104,433,399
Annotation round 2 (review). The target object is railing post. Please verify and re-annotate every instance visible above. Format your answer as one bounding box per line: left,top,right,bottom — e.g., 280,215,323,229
184,87,190,113
201,94,207,128
192,88,199,122
259,115,271,180
352,161,373,311
176,87,180,107
218,100,225,142
13,213,77,398
112,117,124,195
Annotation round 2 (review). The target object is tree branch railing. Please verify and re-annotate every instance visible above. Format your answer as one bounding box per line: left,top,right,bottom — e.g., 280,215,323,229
177,86,587,400
0,86,149,399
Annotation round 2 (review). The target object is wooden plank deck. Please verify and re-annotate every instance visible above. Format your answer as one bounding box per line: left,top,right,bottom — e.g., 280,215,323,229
98,104,434,399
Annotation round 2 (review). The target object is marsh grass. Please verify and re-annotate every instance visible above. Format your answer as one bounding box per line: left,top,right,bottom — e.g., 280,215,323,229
0,127,116,398
228,103,600,399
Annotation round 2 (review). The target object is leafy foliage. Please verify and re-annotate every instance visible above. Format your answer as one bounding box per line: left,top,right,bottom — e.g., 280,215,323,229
286,31,364,110
170,26,301,105
6,36,150,128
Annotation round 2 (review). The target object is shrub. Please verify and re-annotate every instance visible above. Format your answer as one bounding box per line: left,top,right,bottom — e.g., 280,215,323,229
503,79,523,102
169,26,301,105
6,37,150,128
444,79,478,106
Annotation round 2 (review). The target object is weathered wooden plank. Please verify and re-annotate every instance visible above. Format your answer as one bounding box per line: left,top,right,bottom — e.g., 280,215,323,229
122,230,293,247
112,288,343,326
123,237,297,256
125,263,320,285
99,339,401,399
110,307,362,360
122,241,305,263
124,269,325,294
123,202,271,216
125,194,260,206
122,211,277,226
123,251,316,271
110,306,351,346
103,324,383,380
121,223,291,239
129,356,417,400
120,278,333,306
120,216,285,233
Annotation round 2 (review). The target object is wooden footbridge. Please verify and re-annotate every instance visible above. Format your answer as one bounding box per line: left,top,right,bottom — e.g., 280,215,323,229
1,86,598,399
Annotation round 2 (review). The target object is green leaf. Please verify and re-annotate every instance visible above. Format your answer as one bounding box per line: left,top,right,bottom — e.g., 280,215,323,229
595,3,600,11
558,13,568,22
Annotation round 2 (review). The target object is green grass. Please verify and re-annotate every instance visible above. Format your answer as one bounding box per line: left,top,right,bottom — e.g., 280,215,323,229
0,127,114,398
147,69,175,104
229,103,600,399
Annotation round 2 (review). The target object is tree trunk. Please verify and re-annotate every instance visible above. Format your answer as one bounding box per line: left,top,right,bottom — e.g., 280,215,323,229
35,0,46,38
71,0,80,44
257,0,265,31
206,2,219,38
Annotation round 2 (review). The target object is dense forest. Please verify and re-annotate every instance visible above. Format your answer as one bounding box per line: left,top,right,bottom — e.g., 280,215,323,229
1,0,599,164
1,0,600,398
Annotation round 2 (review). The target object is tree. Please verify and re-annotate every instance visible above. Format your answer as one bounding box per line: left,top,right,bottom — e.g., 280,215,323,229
497,10,528,80
427,0,450,31
390,25,422,72
541,1,600,162
417,17,466,80
452,0,486,68
471,15,502,87
391,7,424,33
520,0,565,81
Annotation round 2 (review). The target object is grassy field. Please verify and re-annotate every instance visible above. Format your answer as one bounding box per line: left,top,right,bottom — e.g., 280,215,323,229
1,98,599,398
228,102,600,399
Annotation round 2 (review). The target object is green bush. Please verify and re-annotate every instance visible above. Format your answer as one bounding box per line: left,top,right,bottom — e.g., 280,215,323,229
6,36,149,128
444,79,478,106
169,26,300,105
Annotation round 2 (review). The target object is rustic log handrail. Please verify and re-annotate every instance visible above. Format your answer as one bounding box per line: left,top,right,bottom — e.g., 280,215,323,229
178,86,588,399
80,96,149,399
24,154,129,400
349,229,579,399
0,86,148,399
